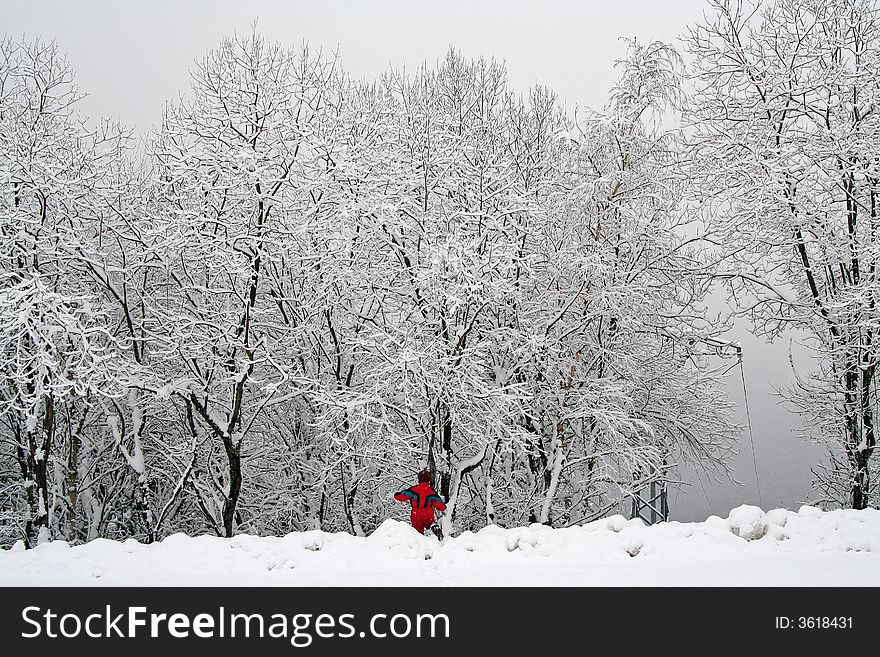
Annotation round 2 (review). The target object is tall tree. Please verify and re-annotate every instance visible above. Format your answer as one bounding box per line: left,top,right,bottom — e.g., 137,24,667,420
687,0,880,509
150,32,346,536
0,37,131,546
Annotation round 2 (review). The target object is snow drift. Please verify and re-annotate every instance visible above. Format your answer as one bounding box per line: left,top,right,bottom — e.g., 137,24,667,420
2,505,878,586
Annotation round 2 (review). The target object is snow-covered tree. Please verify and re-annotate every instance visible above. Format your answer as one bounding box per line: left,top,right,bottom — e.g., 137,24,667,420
490,40,738,528
686,0,880,509
0,37,132,546
148,32,348,537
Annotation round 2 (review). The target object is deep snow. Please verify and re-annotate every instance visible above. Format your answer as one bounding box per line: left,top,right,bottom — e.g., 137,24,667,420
1,505,878,586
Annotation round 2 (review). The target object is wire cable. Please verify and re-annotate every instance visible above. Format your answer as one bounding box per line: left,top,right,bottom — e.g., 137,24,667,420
739,355,764,507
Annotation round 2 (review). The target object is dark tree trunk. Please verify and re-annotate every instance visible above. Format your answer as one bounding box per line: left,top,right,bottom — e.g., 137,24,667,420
843,349,876,510
21,396,55,548
66,432,79,542
439,404,453,500
221,439,242,537
852,362,876,510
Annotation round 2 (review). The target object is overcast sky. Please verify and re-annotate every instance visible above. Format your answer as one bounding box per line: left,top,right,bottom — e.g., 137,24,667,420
2,0,827,520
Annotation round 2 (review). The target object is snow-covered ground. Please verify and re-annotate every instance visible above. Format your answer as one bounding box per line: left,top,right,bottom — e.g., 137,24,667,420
2,505,878,586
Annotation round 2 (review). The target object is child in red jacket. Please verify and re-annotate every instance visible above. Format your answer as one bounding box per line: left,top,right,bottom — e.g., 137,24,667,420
394,469,446,534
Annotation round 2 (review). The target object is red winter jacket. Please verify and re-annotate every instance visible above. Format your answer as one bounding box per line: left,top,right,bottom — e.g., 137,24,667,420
394,482,446,533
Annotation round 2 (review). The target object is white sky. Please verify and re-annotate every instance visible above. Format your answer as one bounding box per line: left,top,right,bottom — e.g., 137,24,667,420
2,0,825,520
3,0,715,132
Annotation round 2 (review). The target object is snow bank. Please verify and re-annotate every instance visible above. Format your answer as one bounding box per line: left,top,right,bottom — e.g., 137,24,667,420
2,507,879,586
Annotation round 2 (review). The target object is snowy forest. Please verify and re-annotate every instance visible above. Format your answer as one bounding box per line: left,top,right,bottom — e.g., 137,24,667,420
1,0,878,549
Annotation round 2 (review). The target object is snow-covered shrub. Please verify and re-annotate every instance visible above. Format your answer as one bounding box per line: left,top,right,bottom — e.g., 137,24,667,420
727,505,768,541
606,515,628,533
766,509,789,528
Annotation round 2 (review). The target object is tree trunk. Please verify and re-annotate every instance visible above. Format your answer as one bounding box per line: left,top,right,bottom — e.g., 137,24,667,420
842,350,876,510
852,362,876,510
539,435,565,525
439,404,453,500
66,431,79,542
26,395,56,547
221,438,242,537
341,461,365,537
440,445,488,537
